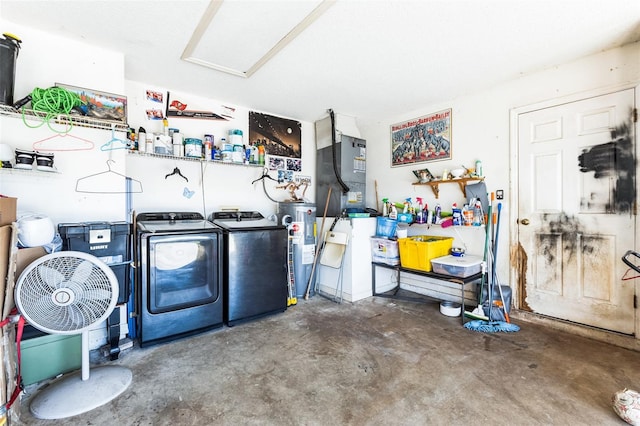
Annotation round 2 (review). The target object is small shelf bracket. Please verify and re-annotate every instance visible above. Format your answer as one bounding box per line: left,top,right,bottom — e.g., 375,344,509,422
412,177,484,199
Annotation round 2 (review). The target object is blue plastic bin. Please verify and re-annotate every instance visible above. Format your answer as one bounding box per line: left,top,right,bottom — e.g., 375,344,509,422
376,217,397,238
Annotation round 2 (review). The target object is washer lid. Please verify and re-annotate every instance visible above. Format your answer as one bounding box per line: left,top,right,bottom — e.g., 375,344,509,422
212,218,283,231
138,219,217,233
209,211,264,221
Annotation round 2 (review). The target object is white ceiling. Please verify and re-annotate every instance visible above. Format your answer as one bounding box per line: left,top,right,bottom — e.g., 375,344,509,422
2,0,639,123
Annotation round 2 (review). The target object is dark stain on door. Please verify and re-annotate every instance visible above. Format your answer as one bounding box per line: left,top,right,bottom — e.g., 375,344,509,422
577,123,635,213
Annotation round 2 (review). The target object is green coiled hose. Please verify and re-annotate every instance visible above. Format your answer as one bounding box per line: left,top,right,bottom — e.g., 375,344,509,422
21,86,84,132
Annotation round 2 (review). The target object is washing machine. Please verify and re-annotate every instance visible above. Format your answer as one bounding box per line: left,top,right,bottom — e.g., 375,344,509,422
210,211,288,326
136,212,223,347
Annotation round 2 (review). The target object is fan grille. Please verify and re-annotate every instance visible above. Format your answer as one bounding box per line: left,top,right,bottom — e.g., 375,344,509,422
16,252,118,334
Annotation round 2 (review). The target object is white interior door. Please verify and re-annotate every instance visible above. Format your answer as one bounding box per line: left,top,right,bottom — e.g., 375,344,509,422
517,89,636,334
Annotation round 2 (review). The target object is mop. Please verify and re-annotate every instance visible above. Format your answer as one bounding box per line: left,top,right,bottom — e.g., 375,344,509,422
464,201,519,333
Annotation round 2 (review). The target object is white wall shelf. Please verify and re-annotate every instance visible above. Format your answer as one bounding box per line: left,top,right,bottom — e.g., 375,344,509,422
0,104,129,132
0,166,61,175
126,150,264,167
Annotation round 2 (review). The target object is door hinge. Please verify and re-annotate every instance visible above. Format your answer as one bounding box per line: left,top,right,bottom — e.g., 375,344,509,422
634,201,638,216
633,108,638,123
635,294,638,309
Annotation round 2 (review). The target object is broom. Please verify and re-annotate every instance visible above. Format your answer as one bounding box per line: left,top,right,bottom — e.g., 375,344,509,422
464,199,519,333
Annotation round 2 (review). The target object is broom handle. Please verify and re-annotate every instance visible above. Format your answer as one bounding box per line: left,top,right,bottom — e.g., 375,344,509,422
480,203,492,308
305,187,332,300
493,203,510,322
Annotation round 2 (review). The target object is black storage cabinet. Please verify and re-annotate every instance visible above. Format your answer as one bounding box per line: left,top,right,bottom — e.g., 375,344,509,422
58,221,132,359
58,221,131,304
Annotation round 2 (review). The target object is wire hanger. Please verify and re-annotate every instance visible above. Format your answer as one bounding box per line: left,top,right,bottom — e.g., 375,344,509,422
100,124,130,151
75,159,143,193
32,131,95,152
165,167,188,182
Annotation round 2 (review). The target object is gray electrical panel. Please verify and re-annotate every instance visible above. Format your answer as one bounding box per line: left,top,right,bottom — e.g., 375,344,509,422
316,133,367,217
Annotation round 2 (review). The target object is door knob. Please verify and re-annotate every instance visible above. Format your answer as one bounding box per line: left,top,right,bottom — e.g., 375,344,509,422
520,218,530,225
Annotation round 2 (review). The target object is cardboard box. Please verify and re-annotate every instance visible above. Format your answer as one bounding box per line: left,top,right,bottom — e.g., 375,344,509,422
15,246,47,278
0,197,17,226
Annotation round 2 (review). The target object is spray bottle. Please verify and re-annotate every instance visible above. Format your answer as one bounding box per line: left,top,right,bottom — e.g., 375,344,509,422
389,204,398,220
382,198,389,217
415,197,425,223
403,198,411,214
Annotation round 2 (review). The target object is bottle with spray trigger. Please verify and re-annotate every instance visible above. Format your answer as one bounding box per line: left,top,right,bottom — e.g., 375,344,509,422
403,198,411,214
382,198,389,217
415,197,425,223
389,204,398,220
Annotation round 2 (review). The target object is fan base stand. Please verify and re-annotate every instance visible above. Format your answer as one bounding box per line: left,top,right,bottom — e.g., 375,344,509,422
30,365,132,420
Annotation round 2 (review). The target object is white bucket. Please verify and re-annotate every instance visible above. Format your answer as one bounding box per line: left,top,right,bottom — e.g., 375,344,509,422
229,134,243,145
18,214,54,247
184,138,203,158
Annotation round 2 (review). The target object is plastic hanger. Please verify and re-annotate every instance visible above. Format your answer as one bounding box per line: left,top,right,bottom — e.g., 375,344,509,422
75,159,143,193
621,269,639,281
100,124,130,151
32,131,95,151
165,167,188,182
621,250,640,280
251,168,277,184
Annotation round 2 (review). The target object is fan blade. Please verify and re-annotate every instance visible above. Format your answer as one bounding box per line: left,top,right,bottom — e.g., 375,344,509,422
83,289,113,303
36,265,65,288
70,259,94,285
64,303,89,331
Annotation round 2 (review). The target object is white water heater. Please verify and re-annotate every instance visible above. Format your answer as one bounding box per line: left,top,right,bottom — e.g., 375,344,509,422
277,202,317,297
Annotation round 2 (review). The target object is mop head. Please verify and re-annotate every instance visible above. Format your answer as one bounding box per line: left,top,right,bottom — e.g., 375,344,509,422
464,320,520,333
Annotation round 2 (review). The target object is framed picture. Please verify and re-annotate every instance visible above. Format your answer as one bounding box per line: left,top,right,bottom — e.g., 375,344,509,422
390,108,452,167
56,83,127,124
249,111,302,159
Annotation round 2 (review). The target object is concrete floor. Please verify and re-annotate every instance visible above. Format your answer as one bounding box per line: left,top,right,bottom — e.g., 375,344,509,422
13,292,640,425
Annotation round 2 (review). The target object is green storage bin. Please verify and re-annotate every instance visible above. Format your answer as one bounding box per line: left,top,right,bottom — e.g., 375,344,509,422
21,334,81,386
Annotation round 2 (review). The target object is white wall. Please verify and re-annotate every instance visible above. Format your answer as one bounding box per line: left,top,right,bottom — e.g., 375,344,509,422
0,21,315,228
0,22,127,224
359,41,640,286
123,80,316,219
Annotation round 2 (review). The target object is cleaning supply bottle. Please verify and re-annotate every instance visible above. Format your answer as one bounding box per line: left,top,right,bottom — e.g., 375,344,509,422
473,200,483,226
415,197,425,223
475,159,483,177
434,204,442,224
452,202,462,226
382,198,389,217
403,198,411,214
389,204,398,220
162,117,169,136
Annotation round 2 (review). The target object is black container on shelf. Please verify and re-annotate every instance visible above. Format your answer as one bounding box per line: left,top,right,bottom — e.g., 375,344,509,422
0,33,21,105
58,221,131,304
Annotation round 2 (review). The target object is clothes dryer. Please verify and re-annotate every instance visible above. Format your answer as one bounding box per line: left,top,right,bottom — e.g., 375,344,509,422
210,211,287,326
